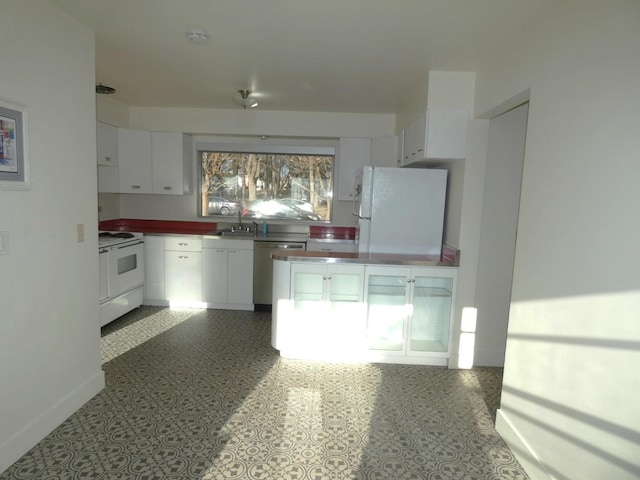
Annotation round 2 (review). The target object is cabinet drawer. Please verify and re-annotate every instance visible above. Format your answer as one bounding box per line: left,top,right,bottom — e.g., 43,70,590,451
203,238,254,250
165,236,202,252
306,242,348,253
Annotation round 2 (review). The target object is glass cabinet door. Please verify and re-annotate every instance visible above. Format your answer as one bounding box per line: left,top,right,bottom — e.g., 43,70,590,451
409,275,453,353
366,273,409,351
328,270,363,304
292,267,325,309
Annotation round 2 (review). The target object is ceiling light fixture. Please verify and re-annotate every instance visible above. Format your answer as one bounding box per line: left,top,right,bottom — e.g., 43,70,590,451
233,89,259,109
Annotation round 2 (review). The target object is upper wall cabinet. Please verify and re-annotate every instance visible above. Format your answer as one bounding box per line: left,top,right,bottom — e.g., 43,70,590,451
98,125,193,195
337,137,371,201
118,128,153,193
97,122,119,193
97,122,118,166
370,135,400,168
151,132,193,195
401,109,468,166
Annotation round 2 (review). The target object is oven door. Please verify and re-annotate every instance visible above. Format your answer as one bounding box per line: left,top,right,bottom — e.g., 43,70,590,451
108,240,145,298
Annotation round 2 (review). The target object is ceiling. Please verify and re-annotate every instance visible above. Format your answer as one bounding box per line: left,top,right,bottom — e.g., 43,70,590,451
51,0,557,114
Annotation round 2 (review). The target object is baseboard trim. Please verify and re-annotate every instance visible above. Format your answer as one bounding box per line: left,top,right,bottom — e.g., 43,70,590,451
495,408,550,480
0,370,105,475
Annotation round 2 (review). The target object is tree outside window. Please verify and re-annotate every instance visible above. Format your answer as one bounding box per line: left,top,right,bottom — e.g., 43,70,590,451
200,151,333,222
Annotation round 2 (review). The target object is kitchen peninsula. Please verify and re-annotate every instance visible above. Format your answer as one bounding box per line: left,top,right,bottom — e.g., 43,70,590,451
271,247,459,366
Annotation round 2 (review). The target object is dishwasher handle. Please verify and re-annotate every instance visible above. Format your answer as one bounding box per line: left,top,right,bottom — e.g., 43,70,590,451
278,244,304,249
255,242,306,250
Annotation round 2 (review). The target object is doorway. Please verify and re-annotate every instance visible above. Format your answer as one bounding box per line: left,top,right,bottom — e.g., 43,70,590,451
473,102,529,366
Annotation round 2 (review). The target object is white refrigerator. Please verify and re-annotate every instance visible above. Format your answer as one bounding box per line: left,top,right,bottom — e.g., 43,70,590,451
355,166,447,255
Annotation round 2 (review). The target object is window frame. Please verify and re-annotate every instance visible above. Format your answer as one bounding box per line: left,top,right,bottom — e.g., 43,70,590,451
197,142,336,223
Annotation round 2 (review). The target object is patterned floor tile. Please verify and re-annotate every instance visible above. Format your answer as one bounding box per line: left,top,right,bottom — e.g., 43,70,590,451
0,306,528,479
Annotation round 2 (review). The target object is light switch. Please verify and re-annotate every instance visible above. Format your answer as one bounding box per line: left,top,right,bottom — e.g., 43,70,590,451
0,231,9,255
77,224,85,243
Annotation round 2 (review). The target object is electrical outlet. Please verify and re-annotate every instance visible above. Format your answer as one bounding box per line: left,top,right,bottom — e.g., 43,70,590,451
77,224,85,243
0,231,9,255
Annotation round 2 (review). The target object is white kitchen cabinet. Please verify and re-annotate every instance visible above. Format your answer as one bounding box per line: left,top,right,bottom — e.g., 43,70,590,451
401,109,468,165
203,247,227,304
116,128,192,195
151,132,193,195
272,257,458,365
202,238,254,309
370,135,400,168
306,240,355,253
98,165,119,193
143,235,165,302
164,236,202,303
97,122,120,193
227,248,253,305
118,128,153,193
337,137,371,201
285,262,366,359
97,122,118,166
364,265,456,363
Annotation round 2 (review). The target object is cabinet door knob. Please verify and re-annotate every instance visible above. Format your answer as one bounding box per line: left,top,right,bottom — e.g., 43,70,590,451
178,242,188,246
105,156,111,162
163,186,172,190
178,255,189,259
131,185,141,189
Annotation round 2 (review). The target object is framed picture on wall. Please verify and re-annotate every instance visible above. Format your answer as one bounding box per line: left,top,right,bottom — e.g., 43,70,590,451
0,98,30,190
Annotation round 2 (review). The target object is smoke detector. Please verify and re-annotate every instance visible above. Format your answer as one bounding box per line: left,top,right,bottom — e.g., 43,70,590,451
187,28,209,45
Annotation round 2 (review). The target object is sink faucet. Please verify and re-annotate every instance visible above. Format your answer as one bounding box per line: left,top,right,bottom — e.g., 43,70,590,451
237,208,243,231
252,221,258,233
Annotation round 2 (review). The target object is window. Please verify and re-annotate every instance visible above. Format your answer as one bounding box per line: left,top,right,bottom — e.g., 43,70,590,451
199,147,334,222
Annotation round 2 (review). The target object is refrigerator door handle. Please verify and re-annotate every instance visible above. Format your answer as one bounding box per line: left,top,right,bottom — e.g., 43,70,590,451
352,197,370,220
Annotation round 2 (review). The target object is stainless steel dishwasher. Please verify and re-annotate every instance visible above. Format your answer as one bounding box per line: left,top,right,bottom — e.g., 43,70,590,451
253,241,306,310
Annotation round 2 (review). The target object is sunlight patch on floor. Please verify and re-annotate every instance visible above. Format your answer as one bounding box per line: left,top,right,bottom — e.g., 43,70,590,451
101,308,204,363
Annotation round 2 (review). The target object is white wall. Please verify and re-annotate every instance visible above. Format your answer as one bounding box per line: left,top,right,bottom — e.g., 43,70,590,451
427,71,475,110
475,1,640,478
447,120,489,369
129,106,395,138
0,1,104,473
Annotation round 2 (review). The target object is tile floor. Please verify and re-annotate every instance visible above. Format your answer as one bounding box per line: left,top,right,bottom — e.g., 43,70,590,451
1,306,529,479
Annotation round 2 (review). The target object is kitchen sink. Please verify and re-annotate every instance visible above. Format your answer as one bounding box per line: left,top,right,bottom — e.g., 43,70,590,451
213,230,257,238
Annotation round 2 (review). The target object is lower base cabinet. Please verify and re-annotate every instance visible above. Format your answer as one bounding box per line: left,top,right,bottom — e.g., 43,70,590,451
164,237,202,304
143,235,254,310
286,263,366,360
274,261,457,366
202,238,254,310
365,266,456,365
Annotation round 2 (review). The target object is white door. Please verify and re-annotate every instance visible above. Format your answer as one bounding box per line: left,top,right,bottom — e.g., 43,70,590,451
474,102,529,366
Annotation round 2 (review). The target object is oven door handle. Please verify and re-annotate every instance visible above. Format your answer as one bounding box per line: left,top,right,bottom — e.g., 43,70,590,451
117,240,145,249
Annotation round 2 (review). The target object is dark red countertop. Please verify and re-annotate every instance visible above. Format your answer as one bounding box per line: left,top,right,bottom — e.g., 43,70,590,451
99,219,358,239
99,218,218,235
308,225,357,241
